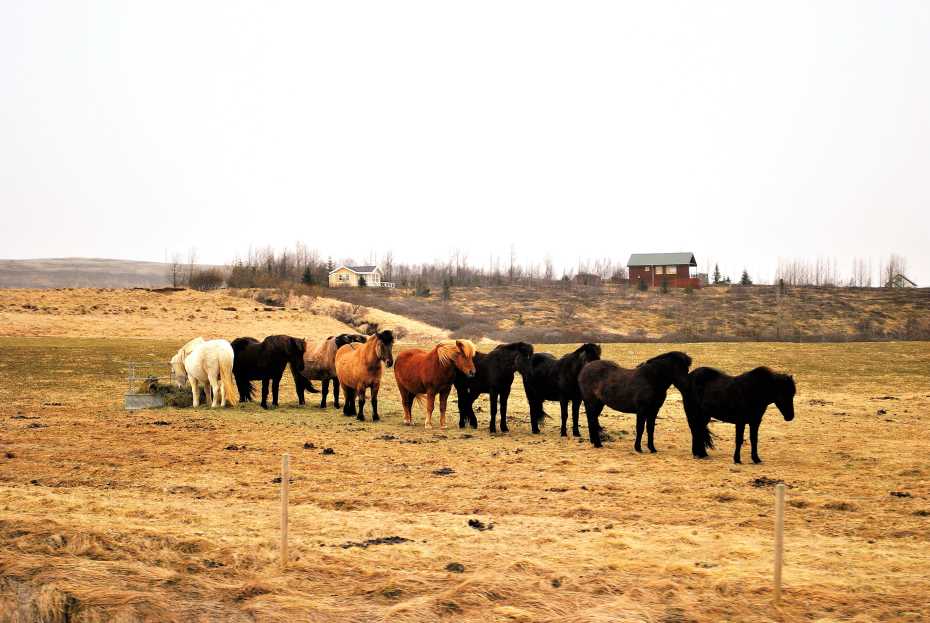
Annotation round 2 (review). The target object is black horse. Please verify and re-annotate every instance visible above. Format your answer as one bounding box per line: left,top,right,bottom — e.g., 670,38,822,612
683,366,796,464
453,342,534,433
518,343,602,435
578,351,692,450
231,335,306,409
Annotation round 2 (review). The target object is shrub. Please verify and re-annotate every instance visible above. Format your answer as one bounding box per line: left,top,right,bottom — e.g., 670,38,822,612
638,278,648,292
358,276,367,288
189,268,225,291
660,278,669,294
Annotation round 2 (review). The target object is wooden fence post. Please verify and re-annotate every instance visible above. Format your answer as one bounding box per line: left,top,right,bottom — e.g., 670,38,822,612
774,483,785,604
280,453,289,569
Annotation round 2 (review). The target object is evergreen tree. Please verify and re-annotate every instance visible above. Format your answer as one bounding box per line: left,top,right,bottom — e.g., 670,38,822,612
358,275,367,288
301,265,315,285
713,264,721,284
740,269,753,286
638,277,648,291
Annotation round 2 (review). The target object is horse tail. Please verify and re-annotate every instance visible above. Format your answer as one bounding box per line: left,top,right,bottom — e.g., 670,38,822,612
702,422,715,450
220,351,239,406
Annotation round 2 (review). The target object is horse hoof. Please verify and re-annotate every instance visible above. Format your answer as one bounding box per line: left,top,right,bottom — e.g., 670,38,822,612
560,430,567,437
752,458,762,464
649,447,657,453
356,415,364,421
372,415,380,422
634,446,643,453
500,426,509,433
572,429,581,438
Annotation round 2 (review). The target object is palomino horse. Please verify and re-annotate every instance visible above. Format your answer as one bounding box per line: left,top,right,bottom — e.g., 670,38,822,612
394,340,477,429
170,339,238,408
292,333,367,408
334,330,394,421
683,366,796,464
578,351,691,450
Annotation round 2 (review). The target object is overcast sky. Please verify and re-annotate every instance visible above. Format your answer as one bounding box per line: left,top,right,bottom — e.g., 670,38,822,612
2,1,929,284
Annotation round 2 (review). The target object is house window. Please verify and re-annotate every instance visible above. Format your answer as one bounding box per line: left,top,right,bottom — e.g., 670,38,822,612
655,266,664,275
666,265,678,274
339,274,349,281
644,266,651,272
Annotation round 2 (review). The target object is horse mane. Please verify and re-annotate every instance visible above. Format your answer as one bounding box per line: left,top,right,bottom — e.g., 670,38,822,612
638,351,692,370
748,366,796,391
493,341,534,357
571,343,601,359
436,339,476,366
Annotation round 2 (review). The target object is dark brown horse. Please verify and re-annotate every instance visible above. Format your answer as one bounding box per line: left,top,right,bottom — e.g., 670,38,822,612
683,366,796,463
578,351,692,450
393,340,477,428
231,335,306,409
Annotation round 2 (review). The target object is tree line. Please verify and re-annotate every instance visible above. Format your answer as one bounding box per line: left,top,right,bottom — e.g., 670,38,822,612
167,244,914,291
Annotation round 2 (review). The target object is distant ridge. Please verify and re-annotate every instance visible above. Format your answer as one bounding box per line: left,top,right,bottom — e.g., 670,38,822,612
0,258,219,288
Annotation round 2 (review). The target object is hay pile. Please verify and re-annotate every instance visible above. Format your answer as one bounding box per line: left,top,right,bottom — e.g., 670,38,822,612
135,377,194,407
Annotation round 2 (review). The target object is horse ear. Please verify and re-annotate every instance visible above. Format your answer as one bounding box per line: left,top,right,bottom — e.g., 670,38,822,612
456,340,466,353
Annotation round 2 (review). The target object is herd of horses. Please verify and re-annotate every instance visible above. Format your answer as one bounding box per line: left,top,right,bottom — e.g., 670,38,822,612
170,332,797,463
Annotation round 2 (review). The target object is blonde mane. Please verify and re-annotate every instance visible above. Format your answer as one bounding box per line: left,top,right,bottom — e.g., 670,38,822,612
436,339,476,366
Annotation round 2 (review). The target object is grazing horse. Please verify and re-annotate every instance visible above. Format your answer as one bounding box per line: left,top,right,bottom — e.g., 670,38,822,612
170,339,238,408
518,343,601,435
578,351,692,450
291,333,366,408
334,330,394,421
683,366,796,464
231,335,306,409
394,340,477,428
454,342,534,433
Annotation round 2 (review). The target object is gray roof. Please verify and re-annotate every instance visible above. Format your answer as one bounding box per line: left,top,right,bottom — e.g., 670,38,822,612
627,252,697,267
332,264,379,274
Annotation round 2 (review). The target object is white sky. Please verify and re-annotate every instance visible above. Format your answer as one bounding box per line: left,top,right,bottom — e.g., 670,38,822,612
2,1,929,284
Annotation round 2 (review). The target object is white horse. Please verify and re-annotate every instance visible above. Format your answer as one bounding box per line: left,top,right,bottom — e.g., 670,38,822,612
170,339,238,408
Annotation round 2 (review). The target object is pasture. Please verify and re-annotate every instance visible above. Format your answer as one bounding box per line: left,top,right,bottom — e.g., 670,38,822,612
1,334,928,622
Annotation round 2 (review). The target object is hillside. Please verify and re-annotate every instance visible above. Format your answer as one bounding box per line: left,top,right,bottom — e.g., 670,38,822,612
327,283,930,342
0,258,212,288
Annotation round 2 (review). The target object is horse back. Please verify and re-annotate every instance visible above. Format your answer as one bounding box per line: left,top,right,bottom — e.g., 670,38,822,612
394,347,454,393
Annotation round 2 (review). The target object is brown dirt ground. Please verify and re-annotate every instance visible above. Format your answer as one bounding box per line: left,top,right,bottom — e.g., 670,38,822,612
0,291,929,622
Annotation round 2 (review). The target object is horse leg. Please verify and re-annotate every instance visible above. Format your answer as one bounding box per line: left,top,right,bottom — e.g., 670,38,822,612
634,413,646,453
399,387,414,425
260,379,270,409
190,378,200,408
271,375,281,407
356,385,366,421
646,409,658,453
439,388,450,429
490,391,502,433
733,421,745,464
342,385,356,416
529,398,542,434
559,398,569,437
499,389,510,433
571,398,581,437
749,419,762,463
585,399,605,447
293,370,306,406
424,392,436,429
203,382,213,408
320,378,330,409
370,383,380,421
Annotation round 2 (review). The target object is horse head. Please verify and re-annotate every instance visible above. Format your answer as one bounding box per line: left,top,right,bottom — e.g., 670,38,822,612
773,373,796,421
288,337,306,372
496,342,535,368
576,343,602,365
641,351,692,388
375,330,394,367
449,339,477,377
335,333,367,349
170,351,188,387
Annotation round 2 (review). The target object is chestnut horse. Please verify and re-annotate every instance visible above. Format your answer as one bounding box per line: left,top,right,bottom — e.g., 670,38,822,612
394,340,477,428
334,330,394,421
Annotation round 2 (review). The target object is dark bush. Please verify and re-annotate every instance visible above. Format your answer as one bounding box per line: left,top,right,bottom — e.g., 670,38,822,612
189,268,225,291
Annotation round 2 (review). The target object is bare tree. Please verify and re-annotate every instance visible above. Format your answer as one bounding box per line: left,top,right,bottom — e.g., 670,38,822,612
186,248,198,286
382,250,394,282
543,253,554,281
883,254,908,287
167,252,183,287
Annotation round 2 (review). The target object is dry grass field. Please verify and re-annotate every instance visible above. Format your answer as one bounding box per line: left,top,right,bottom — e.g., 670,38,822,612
329,283,930,343
1,290,929,622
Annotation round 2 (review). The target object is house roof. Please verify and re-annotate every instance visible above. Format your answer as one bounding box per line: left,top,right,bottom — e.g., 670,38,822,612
329,265,379,275
627,252,697,267
893,273,917,287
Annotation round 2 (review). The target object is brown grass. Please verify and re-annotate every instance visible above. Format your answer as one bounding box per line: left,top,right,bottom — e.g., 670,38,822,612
0,291,929,621
327,283,930,342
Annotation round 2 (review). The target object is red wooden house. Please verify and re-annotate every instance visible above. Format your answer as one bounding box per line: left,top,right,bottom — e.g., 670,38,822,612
628,252,700,288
